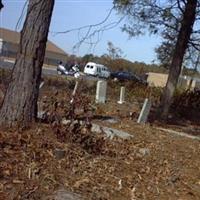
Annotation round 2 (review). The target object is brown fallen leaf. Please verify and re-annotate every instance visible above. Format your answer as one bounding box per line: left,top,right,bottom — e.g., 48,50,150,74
73,178,90,189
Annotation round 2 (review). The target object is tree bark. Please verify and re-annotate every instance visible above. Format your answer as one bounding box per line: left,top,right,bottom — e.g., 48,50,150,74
0,0,3,11
159,0,197,119
0,0,54,127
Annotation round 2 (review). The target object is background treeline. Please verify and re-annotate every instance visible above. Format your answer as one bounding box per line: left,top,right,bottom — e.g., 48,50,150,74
64,53,200,78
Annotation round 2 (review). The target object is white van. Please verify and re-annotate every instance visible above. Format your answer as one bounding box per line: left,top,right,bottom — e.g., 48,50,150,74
84,62,110,78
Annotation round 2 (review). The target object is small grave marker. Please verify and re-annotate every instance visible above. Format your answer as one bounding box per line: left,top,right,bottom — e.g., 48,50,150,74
70,81,79,104
118,86,125,104
137,98,151,123
72,81,79,96
96,80,107,103
39,81,45,89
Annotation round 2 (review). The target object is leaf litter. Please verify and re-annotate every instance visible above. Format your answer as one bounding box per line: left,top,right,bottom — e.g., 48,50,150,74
0,79,200,199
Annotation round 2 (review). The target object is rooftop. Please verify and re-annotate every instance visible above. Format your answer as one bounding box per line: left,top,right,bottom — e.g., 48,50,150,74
0,28,67,55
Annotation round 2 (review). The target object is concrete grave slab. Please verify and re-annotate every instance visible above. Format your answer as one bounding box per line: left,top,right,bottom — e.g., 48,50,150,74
91,123,133,139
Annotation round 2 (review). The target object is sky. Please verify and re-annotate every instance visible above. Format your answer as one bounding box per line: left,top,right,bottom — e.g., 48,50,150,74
0,0,162,64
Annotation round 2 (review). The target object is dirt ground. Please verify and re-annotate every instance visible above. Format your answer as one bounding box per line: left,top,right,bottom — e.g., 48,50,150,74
0,76,200,200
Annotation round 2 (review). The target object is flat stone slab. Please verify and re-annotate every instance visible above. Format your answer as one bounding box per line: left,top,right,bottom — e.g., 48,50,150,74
104,118,119,124
91,123,133,139
45,189,82,200
158,127,200,141
37,110,133,139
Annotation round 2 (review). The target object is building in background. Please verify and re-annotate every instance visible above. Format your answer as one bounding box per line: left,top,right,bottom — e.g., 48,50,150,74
146,72,200,90
145,72,168,87
0,28,68,67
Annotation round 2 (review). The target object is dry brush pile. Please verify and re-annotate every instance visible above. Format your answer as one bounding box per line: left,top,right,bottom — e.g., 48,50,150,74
172,89,200,121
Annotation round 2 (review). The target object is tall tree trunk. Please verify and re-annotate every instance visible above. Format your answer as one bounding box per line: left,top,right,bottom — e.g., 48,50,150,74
159,0,197,119
0,0,3,11
0,0,54,127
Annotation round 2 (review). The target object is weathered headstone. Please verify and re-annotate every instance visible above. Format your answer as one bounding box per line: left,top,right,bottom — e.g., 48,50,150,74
137,98,151,123
96,80,107,103
118,86,125,104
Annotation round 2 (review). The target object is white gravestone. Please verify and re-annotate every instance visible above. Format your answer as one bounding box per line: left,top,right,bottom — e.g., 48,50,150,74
70,81,79,104
39,81,45,89
118,86,125,104
137,98,151,123
96,80,107,103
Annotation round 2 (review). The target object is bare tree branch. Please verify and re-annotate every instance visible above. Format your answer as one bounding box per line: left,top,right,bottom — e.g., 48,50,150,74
72,16,125,51
53,6,115,35
51,6,125,52
188,40,200,51
15,0,28,31
177,0,184,13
